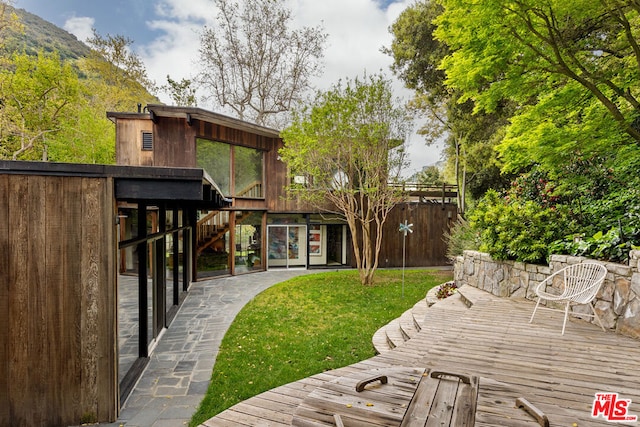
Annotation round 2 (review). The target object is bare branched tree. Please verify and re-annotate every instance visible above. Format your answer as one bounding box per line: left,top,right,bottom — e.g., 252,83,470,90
197,0,327,127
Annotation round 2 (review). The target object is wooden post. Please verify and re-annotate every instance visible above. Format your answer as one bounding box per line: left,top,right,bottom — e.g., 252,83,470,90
172,209,179,305
137,203,148,358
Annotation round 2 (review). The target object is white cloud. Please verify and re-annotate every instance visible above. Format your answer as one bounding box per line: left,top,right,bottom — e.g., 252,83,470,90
63,16,95,43
136,0,441,173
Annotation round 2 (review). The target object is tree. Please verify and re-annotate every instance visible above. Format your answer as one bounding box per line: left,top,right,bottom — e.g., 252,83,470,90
81,29,157,112
197,0,327,127
0,50,81,160
161,75,197,107
434,0,640,173
280,74,412,285
386,1,512,212
414,165,443,185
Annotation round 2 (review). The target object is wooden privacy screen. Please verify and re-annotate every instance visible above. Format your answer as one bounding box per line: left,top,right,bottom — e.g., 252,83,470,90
0,174,118,426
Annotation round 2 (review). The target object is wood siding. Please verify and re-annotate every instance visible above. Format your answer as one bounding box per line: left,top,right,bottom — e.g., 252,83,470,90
154,117,197,168
0,174,117,426
115,118,154,166
378,202,457,268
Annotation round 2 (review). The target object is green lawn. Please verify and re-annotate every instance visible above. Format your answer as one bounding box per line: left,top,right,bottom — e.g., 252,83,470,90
189,268,452,426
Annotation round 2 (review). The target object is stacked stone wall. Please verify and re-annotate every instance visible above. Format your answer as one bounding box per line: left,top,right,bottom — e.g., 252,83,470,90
454,250,640,340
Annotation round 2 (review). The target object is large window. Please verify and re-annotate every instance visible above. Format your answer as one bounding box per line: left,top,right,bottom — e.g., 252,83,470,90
196,138,264,198
196,139,231,195
234,145,264,198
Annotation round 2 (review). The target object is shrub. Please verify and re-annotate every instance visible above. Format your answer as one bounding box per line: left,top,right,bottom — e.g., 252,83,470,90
469,189,571,264
444,217,481,261
550,226,640,263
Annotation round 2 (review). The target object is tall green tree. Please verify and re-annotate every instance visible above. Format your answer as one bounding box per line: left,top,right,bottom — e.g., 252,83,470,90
434,0,640,173
81,29,157,112
280,74,411,285
0,50,80,160
197,0,327,127
385,1,512,212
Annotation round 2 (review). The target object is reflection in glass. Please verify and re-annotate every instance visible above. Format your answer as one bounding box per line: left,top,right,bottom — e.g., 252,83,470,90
234,146,263,198
196,139,231,195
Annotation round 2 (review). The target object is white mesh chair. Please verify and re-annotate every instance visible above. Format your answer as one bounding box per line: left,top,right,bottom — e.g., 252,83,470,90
529,262,608,335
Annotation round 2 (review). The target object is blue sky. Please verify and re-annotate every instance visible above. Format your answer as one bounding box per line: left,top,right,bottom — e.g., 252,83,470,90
14,0,442,173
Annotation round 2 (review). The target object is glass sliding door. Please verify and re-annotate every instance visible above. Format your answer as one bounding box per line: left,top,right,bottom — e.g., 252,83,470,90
267,225,307,269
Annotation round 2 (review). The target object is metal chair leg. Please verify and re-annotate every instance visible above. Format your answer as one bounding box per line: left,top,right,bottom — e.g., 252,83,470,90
530,298,542,324
562,301,570,335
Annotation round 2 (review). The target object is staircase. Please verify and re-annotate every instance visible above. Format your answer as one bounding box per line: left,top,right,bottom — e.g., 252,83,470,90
196,210,252,254
372,284,485,354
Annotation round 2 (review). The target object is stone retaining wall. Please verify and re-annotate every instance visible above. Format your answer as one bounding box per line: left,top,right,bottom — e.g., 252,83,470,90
454,250,640,340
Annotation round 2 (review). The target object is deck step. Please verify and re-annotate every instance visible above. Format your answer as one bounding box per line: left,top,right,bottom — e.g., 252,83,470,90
372,326,393,353
457,284,498,306
411,299,428,331
385,319,406,348
398,309,419,340
372,285,475,354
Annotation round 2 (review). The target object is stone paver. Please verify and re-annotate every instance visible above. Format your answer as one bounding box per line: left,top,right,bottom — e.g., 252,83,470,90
96,269,315,427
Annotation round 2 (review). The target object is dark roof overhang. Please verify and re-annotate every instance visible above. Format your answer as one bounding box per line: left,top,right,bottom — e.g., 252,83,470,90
0,161,230,210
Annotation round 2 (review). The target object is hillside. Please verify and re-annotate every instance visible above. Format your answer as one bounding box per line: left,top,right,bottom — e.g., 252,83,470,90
3,6,91,61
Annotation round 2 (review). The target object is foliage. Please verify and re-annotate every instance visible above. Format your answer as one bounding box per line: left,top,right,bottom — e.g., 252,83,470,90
0,6,158,163
468,189,571,264
197,0,327,127
161,74,197,107
443,217,480,261
466,150,640,264
0,1,21,50
82,29,157,113
1,5,89,61
434,0,640,172
189,269,452,426
0,50,81,160
413,164,443,186
550,227,640,264
545,147,640,262
386,2,513,212
280,74,412,285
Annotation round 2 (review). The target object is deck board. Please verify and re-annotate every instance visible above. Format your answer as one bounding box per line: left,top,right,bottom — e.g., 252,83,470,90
202,286,640,426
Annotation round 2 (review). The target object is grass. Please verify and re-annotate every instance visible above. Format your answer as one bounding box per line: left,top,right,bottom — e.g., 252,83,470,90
189,268,452,426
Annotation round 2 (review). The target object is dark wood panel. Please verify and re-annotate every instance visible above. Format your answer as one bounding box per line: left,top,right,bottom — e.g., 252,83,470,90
62,177,85,420
115,119,153,166
28,176,48,425
8,175,31,425
80,177,101,420
379,203,456,268
154,117,197,168
1,174,117,426
0,176,9,425
97,177,118,421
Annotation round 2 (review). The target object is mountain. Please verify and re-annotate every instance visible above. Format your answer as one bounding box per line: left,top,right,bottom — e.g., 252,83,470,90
3,6,91,61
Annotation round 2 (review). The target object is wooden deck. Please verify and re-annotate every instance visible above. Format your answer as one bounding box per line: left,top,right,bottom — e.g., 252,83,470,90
201,286,640,426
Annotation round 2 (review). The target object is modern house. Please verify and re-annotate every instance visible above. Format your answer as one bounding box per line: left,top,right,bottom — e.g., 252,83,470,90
107,104,458,278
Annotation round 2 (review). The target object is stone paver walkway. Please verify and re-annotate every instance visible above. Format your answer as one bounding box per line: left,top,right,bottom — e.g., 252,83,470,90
97,269,315,427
